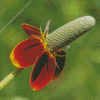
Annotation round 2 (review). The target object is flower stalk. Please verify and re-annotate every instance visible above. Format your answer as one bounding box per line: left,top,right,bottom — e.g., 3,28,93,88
0,68,24,90
0,16,96,90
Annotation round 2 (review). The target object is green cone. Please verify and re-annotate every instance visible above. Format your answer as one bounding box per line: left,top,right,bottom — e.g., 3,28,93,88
46,16,96,51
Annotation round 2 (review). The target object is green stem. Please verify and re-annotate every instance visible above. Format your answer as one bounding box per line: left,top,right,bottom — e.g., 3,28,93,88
0,68,24,90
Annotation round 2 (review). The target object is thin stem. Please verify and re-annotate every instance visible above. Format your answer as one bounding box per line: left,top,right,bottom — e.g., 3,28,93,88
0,68,24,90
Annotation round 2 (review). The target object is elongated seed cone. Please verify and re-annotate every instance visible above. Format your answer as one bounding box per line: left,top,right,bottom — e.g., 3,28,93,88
46,16,96,51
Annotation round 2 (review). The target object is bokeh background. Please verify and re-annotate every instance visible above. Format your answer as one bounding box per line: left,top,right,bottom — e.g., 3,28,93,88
0,0,100,100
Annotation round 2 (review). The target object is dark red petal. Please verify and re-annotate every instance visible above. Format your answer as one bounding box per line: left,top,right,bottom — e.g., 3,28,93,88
10,37,45,68
52,50,66,80
30,50,56,91
22,23,42,37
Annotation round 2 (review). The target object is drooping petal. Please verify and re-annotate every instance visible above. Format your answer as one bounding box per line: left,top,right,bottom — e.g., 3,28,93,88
52,50,66,80
22,23,44,37
30,50,56,91
10,37,45,68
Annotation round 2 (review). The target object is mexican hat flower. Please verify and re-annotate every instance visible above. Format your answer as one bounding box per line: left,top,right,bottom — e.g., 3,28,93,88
10,16,95,91
10,20,67,91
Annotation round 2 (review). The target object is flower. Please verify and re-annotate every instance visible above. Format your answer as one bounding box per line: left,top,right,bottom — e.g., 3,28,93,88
10,20,67,91
10,16,95,91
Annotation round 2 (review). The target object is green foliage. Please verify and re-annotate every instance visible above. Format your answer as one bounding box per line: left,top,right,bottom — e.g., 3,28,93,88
0,0,100,100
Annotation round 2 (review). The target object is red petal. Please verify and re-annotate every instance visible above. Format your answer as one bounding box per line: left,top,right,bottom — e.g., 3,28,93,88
30,50,56,91
10,37,45,68
22,23,44,37
52,50,66,80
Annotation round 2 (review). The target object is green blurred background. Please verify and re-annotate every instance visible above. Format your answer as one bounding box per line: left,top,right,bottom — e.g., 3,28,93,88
0,0,100,100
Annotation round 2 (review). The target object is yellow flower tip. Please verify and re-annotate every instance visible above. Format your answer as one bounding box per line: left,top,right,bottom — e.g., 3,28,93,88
30,85,37,91
43,42,48,50
21,23,28,27
21,23,24,26
10,51,22,68
33,88,37,91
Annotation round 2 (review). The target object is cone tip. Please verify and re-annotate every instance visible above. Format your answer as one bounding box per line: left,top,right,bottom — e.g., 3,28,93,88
84,16,96,26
